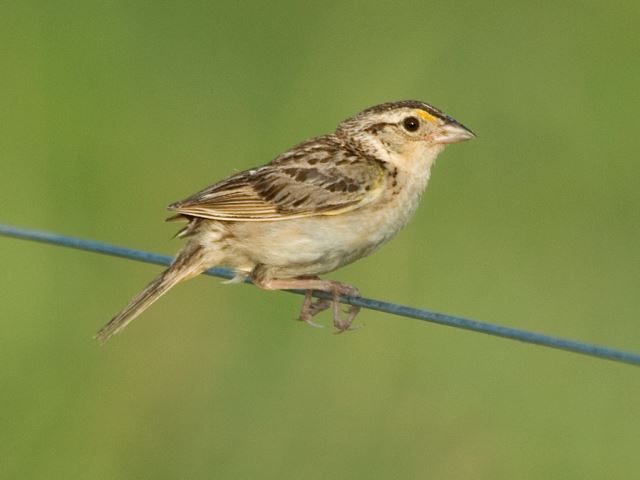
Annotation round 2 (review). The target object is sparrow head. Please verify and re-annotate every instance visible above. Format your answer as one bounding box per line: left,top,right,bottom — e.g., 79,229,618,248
336,100,475,164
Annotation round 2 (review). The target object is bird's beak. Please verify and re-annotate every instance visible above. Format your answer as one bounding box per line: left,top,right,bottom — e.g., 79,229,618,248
432,120,476,145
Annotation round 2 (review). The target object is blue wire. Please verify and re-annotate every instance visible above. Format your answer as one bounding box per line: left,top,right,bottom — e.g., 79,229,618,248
1,223,639,367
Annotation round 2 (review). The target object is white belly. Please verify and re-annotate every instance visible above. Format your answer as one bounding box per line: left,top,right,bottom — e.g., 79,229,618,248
197,146,439,279
221,178,426,278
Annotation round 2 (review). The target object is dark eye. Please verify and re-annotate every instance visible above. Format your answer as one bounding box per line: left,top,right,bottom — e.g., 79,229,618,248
402,116,420,132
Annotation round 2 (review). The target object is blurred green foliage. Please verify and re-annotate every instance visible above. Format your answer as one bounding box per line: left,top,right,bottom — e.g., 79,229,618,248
1,1,640,478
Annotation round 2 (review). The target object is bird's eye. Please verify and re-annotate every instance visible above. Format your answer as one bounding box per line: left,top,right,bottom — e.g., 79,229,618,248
402,116,420,132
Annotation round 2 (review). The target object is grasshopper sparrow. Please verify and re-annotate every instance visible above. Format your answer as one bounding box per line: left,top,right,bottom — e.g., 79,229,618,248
96,100,474,341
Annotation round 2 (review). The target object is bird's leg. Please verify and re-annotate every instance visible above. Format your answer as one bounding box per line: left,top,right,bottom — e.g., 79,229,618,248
298,289,331,328
251,274,361,332
330,283,361,333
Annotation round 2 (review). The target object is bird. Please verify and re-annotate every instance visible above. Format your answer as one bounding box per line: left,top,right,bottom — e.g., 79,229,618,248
95,100,475,342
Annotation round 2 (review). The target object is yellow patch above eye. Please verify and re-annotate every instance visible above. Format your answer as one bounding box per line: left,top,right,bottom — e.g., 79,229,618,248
416,109,437,123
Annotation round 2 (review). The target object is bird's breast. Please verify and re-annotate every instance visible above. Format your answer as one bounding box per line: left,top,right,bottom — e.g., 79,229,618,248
222,165,433,278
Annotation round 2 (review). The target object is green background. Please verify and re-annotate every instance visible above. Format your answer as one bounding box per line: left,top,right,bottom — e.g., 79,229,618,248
2,1,639,478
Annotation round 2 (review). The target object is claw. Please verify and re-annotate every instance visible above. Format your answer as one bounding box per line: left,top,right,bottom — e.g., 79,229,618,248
333,322,362,334
254,277,362,332
330,283,360,333
301,317,325,329
298,290,331,328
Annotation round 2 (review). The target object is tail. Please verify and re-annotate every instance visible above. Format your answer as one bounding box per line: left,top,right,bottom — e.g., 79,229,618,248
95,243,210,343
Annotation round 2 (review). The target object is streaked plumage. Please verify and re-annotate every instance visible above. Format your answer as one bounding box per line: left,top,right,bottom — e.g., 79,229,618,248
168,136,385,222
96,100,475,342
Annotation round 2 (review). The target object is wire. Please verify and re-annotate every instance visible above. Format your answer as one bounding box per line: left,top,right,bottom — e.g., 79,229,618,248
1,223,639,366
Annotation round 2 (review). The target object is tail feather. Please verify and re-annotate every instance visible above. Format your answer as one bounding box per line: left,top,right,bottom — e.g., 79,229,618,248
95,244,209,343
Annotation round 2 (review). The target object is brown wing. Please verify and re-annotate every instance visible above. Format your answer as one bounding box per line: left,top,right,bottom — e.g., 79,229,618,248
168,136,385,222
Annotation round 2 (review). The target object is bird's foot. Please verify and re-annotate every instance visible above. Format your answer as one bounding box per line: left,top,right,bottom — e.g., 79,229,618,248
251,272,362,333
298,290,331,328
329,283,361,333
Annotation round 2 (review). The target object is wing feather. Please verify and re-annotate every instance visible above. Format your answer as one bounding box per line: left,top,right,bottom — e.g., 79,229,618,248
168,136,385,222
